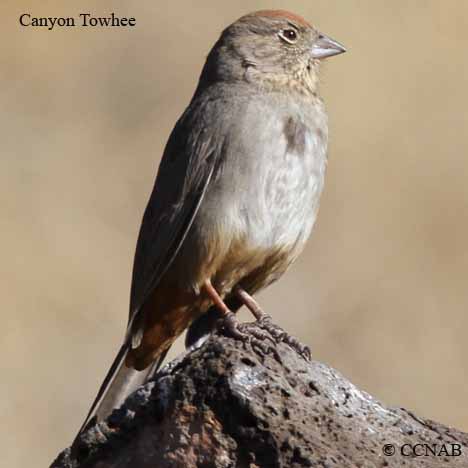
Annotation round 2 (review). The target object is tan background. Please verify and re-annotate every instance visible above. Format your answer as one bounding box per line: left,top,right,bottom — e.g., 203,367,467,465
2,1,468,466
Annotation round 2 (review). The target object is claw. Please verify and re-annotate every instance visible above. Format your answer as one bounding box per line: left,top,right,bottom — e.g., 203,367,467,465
218,311,249,341
239,321,277,346
252,315,311,361
212,285,311,362
283,334,311,361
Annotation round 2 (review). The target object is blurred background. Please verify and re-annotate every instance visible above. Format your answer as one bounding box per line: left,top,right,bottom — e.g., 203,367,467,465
2,1,468,466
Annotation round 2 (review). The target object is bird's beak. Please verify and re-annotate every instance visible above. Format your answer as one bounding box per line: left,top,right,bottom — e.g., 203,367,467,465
311,33,346,59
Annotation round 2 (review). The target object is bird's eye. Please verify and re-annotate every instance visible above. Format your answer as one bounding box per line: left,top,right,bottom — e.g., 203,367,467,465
279,29,298,44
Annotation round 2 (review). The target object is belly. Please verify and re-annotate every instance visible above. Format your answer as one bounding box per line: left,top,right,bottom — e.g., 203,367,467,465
176,99,328,296
186,152,325,296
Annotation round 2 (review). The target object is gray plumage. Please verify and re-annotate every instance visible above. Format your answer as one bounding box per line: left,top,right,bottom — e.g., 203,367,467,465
75,9,345,439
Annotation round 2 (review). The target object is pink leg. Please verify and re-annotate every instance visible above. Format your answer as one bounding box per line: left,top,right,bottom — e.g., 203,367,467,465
203,280,246,341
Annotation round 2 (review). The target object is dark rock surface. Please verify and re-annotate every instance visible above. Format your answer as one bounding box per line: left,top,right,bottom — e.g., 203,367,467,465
52,327,468,467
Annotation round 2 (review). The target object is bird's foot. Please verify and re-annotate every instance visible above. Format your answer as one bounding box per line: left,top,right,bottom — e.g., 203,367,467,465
217,312,310,362
232,286,311,361
216,312,279,358
254,314,311,361
217,310,248,341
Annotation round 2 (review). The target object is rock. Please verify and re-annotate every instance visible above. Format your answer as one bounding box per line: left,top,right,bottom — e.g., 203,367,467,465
51,326,468,467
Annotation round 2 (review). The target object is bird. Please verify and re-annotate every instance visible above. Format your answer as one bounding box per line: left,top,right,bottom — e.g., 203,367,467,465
75,9,345,438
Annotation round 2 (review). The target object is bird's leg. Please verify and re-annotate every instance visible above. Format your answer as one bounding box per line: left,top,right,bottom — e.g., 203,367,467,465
202,279,246,341
233,286,311,361
233,286,282,341
232,286,268,321
202,280,273,355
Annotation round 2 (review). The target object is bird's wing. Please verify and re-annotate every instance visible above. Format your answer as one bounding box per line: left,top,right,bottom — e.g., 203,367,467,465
126,99,222,341
74,98,225,437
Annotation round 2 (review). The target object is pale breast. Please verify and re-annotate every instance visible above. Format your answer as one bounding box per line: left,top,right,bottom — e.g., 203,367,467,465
181,91,328,295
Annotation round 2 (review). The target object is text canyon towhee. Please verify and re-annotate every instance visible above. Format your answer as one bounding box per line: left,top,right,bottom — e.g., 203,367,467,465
75,10,345,437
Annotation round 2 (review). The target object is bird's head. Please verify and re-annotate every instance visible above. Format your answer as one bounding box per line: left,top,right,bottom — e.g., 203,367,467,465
199,10,346,95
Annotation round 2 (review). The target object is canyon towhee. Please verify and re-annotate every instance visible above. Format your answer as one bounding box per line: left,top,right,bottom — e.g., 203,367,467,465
75,9,345,437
